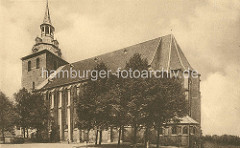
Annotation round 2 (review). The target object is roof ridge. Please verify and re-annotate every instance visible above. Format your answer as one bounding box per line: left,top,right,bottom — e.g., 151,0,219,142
149,37,162,65
167,34,173,70
173,36,186,70
175,38,193,70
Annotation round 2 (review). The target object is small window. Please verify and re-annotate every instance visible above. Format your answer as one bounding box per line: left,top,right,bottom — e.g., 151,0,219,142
32,82,35,90
64,125,68,129
193,127,196,135
172,126,177,134
33,48,38,52
94,57,99,63
36,58,40,69
41,27,44,32
74,121,78,129
28,61,31,71
46,26,49,34
183,126,188,134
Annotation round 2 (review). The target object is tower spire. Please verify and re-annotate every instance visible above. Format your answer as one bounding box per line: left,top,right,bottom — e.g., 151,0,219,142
40,0,55,41
43,0,52,25
35,0,61,57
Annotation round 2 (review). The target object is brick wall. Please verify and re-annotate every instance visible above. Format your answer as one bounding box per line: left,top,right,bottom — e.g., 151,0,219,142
21,51,68,92
22,53,47,91
189,75,201,124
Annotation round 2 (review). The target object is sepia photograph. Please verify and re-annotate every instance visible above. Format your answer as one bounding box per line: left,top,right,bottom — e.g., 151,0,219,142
0,0,240,148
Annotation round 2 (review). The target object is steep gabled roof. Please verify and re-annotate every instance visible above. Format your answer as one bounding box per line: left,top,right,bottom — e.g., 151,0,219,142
39,34,193,90
167,115,199,125
151,35,192,70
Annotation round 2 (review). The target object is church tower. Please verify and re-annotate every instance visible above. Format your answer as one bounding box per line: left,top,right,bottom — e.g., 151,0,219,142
33,0,61,56
21,0,68,91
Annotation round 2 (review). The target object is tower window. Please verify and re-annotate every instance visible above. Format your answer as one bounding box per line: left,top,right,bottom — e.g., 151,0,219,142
28,61,31,71
46,26,49,34
32,82,35,90
36,58,40,69
41,27,44,32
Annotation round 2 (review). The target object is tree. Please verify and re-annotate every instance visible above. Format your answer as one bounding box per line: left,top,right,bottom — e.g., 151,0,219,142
76,62,112,145
106,76,131,148
15,88,31,138
145,76,188,148
106,53,150,147
124,53,149,147
28,93,50,141
117,53,188,148
15,88,50,141
0,91,16,143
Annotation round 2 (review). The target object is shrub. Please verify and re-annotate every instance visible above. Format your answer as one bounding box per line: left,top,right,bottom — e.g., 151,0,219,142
202,135,240,146
12,137,24,144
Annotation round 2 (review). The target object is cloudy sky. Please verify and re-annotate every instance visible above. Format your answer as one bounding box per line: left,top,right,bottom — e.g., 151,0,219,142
0,0,240,136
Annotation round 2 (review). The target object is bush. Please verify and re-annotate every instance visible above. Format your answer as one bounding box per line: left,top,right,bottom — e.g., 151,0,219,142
202,135,240,146
11,137,24,144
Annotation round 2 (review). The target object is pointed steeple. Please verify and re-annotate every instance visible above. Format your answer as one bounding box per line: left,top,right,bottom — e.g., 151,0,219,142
31,0,62,57
43,0,52,25
40,0,55,41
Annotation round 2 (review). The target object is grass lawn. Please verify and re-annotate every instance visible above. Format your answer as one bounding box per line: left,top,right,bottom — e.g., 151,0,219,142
77,144,133,148
203,141,240,148
0,143,179,148
77,143,178,148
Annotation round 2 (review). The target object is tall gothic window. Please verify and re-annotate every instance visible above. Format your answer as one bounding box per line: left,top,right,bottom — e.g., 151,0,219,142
36,58,40,69
183,126,188,134
172,126,177,134
28,61,31,71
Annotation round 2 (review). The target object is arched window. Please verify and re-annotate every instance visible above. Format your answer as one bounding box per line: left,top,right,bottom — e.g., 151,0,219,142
193,127,197,135
183,126,188,134
172,126,177,134
36,58,40,69
28,61,31,71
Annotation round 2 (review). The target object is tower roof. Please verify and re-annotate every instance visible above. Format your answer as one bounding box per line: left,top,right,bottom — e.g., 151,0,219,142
42,0,52,25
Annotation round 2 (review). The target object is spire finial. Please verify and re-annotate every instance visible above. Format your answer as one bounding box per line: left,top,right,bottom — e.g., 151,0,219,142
43,0,52,25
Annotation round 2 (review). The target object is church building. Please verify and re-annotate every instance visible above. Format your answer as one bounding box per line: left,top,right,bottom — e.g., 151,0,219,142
21,1,201,147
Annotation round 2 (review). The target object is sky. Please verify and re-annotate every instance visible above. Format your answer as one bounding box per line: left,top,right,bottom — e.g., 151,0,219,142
0,0,240,136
